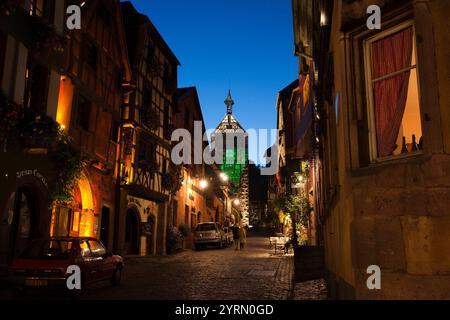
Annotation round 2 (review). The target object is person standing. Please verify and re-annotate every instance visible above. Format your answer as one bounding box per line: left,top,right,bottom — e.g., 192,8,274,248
239,224,247,250
231,223,241,251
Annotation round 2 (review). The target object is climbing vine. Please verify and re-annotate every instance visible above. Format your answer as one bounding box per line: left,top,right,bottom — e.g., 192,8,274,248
1,91,84,203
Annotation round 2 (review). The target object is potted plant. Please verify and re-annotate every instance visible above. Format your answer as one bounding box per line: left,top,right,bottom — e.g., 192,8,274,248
166,225,182,255
178,224,191,250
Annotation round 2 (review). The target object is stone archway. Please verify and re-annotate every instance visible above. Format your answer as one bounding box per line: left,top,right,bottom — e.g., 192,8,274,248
52,172,95,238
76,174,95,237
124,208,140,255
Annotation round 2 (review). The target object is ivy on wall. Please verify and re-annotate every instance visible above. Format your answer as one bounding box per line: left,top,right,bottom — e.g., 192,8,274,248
50,132,84,203
1,91,84,203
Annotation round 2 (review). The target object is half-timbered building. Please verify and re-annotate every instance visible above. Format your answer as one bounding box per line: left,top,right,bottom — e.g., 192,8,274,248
0,0,67,273
120,1,179,255
51,0,131,251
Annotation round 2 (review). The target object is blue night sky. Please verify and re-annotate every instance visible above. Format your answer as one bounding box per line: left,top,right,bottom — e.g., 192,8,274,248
126,0,298,161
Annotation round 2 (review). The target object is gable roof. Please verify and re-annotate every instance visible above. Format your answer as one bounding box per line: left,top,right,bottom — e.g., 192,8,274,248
214,114,246,133
121,1,180,66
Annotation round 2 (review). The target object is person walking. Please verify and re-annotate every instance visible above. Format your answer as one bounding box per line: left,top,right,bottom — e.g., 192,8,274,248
231,223,241,251
239,224,247,250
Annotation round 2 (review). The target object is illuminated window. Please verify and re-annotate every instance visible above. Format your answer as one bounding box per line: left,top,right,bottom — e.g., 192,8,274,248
364,22,422,160
71,211,80,232
52,206,71,237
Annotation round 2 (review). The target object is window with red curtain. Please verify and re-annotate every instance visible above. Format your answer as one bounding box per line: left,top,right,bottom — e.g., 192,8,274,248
366,24,422,159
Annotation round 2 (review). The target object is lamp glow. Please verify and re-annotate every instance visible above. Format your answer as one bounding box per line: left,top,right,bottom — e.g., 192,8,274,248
199,179,208,190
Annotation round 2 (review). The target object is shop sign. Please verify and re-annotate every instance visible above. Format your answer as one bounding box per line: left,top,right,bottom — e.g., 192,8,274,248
16,169,48,188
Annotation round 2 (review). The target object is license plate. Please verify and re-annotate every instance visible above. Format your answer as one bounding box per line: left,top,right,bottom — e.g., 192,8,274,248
25,279,48,287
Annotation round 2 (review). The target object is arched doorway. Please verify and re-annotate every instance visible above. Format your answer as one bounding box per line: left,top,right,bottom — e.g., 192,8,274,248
51,173,95,238
124,208,140,255
3,187,37,261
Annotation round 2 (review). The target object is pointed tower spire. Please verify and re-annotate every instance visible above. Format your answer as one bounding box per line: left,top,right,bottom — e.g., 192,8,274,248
224,89,235,114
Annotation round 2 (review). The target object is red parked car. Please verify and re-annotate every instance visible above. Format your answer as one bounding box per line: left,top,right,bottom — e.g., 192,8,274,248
10,237,123,296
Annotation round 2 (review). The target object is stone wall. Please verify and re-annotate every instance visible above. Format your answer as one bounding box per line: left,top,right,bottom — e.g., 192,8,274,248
351,155,450,298
323,0,450,299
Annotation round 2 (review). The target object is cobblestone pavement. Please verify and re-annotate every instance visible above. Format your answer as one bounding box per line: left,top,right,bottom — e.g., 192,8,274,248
0,235,328,300
292,279,328,300
84,235,293,300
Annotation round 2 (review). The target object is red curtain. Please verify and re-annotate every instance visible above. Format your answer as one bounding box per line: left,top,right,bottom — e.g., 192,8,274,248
371,27,413,157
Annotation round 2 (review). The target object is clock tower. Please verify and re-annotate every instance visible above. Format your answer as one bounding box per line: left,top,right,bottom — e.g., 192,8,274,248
212,91,249,226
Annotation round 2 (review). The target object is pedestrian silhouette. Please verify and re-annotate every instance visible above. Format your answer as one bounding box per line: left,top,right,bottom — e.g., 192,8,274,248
231,223,241,251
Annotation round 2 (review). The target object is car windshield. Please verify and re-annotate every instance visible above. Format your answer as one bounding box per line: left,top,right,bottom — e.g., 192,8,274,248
195,224,216,231
19,239,73,260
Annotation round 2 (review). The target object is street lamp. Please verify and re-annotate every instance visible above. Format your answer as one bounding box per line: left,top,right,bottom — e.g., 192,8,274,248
233,199,240,206
199,179,208,190
220,172,229,182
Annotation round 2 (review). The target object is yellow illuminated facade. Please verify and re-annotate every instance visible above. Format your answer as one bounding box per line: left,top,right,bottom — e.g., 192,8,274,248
50,173,97,238
56,76,74,130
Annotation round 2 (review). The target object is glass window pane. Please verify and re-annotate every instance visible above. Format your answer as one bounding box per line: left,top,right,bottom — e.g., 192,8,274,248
88,240,106,257
79,240,91,258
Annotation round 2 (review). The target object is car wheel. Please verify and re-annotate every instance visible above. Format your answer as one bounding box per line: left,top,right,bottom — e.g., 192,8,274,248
110,267,122,286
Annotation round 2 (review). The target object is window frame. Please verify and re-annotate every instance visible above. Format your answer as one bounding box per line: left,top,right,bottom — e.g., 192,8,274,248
363,20,422,163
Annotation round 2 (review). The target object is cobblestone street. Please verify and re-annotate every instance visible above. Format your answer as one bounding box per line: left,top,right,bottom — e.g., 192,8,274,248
0,235,328,300
84,235,295,300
